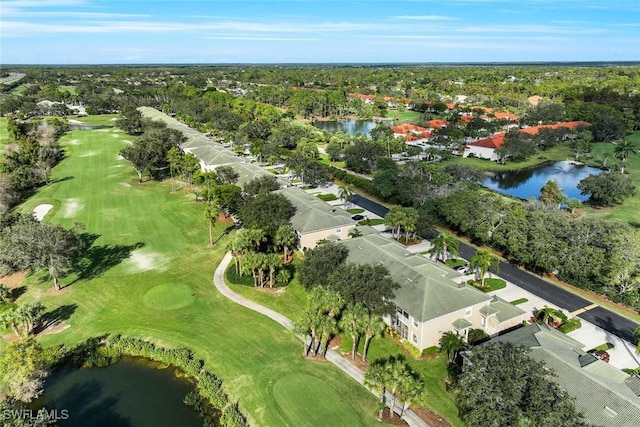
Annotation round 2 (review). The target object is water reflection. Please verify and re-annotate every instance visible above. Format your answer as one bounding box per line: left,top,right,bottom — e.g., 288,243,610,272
312,119,378,136
483,161,604,201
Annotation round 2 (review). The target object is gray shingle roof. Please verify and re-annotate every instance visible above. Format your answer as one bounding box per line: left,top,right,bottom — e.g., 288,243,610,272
339,234,491,322
491,323,640,427
276,187,354,234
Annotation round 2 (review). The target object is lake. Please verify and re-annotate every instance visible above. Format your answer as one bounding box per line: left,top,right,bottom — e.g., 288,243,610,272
33,358,202,427
312,119,378,136
483,161,604,201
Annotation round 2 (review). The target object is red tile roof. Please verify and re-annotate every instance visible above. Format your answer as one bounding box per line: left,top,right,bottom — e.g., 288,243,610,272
391,124,428,134
520,121,590,135
427,119,449,129
493,112,519,121
469,133,506,149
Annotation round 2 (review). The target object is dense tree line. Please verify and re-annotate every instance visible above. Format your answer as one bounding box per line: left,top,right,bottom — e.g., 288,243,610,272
432,183,640,309
0,117,66,213
457,343,587,427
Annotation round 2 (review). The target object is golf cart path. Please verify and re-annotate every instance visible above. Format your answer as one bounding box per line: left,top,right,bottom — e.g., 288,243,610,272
213,252,428,427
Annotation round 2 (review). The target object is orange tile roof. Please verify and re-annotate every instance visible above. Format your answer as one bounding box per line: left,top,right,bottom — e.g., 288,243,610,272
493,112,519,121
460,115,474,123
520,121,590,135
427,119,449,129
445,103,456,110
391,124,428,134
469,133,506,149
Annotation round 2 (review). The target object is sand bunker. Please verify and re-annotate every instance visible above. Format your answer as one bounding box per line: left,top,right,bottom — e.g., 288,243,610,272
67,119,84,125
69,139,81,145
125,250,166,273
33,204,54,221
111,134,120,138
62,198,83,218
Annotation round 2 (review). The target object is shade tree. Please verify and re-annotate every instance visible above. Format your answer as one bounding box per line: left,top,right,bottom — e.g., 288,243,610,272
469,249,500,287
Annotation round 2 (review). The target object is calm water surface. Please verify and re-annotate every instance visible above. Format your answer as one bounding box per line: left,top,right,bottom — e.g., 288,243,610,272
312,119,378,136
483,161,604,201
34,359,202,427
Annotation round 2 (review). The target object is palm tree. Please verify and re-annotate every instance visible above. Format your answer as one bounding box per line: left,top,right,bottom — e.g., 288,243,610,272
613,139,638,163
266,253,281,288
469,248,500,287
204,202,219,246
339,303,367,360
385,359,411,419
384,206,406,241
361,313,386,362
245,228,267,251
0,284,11,303
274,225,297,263
439,331,466,362
17,301,45,335
428,232,459,262
601,152,610,168
398,375,424,416
294,307,321,357
338,183,354,207
317,316,339,358
536,305,563,327
364,363,388,420
0,306,23,336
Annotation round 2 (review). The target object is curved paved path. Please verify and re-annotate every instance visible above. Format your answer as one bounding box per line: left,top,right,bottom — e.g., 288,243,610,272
213,252,428,427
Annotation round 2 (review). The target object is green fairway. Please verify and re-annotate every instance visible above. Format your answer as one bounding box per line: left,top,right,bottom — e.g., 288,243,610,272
583,134,640,225
5,125,382,426
0,117,8,154
386,110,421,122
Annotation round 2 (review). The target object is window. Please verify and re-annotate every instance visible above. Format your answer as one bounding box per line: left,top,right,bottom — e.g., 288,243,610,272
412,333,417,344
336,227,341,233
465,307,472,317
413,320,419,328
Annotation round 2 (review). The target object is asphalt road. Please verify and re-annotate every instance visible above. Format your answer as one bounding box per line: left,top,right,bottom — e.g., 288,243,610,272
351,193,640,344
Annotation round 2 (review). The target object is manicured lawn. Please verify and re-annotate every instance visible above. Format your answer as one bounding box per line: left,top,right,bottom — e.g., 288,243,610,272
472,278,506,292
317,193,338,201
58,85,77,95
347,208,365,214
445,259,467,269
510,298,528,306
4,125,382,427
0,117,8,154
227,265,464,426
583,134,640,225
386,110,422,122
74,114,119,126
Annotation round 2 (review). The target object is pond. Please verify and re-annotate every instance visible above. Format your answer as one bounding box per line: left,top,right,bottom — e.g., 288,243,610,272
312,119,379,136
33,358,202,427
483,161,604,201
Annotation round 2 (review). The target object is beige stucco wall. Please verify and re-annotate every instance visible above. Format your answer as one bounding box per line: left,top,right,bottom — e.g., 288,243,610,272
464,145,498,161
299,224,356,250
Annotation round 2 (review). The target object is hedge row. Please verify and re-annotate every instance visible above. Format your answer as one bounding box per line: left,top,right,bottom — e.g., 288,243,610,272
325,165,379,196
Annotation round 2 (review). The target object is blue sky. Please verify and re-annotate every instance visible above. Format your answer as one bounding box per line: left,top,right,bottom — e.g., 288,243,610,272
1,0,639,64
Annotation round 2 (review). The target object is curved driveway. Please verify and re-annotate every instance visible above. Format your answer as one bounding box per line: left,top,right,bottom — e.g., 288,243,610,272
213,252,428,427
351,194,640,343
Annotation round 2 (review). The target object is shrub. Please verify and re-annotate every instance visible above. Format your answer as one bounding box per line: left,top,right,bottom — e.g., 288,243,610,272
401,340,422,359
221,402,248,427
421,346,440,357
510,298,528,305
467,328,490,345
558,317,582,334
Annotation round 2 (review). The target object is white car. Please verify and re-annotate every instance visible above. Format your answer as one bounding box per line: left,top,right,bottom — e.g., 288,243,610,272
453,265,471,274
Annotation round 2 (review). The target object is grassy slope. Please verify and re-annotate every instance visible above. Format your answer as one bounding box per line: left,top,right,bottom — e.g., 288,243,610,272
5,126,382,427
386,110,422,122
583,132,640,224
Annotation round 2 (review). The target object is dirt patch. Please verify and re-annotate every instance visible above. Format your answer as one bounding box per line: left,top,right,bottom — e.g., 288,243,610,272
45,286,71,296
3,322,69,342
0,271,28,288
411,406,452,427
342,352,370,370
379,408,409,426
254,286,285,294
217,214,234,223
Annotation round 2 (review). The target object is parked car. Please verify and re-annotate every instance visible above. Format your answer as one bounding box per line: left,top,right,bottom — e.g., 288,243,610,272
589,349,610,363
453,264,471,274
351,214,364,221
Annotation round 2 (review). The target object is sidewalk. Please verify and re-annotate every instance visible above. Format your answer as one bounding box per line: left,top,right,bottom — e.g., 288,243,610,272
213,252,429,427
